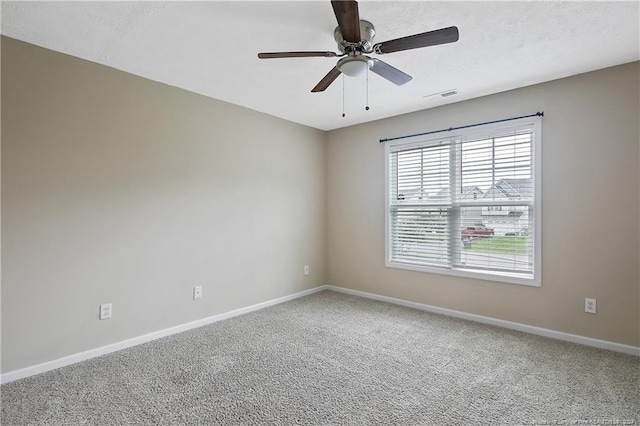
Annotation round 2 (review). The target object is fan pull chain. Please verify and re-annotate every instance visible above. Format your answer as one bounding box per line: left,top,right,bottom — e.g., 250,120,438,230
365,66,370,111
342,74,346,118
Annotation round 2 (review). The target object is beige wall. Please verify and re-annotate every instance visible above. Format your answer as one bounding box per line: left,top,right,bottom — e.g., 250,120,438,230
1,36,638,376
326,62,640,347
1,37,327,373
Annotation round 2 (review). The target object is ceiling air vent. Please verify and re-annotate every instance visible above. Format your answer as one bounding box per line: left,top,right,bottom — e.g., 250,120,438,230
423,89,459,102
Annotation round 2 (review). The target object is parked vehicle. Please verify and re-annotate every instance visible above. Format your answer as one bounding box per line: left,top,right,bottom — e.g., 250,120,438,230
461,225,494,238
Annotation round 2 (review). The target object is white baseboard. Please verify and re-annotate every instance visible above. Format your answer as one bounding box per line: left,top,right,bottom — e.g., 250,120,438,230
3,283,636,384
1,285,329,385
326,285,640,357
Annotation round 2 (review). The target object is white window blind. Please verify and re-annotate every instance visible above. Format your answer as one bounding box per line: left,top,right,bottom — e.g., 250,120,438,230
385,117,541,286
390,142,452,268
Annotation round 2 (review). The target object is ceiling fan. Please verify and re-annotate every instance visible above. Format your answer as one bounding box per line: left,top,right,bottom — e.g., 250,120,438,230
258,0,459,93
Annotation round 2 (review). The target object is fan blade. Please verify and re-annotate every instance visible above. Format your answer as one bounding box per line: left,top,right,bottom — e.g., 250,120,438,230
311,67,342,92
370,59,412,86
373,26,459,54
258,51,338,59
331,0,361,43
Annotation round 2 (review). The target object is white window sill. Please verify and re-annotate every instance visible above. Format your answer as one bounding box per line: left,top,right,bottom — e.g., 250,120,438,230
386,260,541,287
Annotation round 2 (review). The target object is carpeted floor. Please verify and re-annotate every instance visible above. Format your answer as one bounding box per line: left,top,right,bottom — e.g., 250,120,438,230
1,290,638,425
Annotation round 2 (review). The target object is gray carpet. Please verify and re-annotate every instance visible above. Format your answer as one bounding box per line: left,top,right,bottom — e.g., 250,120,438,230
1,290,638,425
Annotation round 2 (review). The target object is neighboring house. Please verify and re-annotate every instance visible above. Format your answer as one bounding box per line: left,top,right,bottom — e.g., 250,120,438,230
397,187,428,202
397,181,531,237
459,186,484,229
461,185,484,201
483,179,533,200
428,186,482,203
481,179,532,236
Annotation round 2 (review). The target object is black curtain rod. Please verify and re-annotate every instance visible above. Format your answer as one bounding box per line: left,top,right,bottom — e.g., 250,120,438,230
379,112,544,143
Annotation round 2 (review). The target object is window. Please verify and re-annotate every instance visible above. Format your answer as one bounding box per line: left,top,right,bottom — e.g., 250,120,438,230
385,117,541,286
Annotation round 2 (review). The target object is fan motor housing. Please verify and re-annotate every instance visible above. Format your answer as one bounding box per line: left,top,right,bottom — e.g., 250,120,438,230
334,20,376,53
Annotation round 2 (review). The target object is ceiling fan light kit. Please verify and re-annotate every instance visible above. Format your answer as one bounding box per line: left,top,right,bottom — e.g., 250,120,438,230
258,0,459,95
337,56,372,77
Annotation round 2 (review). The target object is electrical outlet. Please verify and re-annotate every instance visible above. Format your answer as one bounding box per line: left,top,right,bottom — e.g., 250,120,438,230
304,265,309,276
100,303,112,320
585,298,596,314
193,286,203,300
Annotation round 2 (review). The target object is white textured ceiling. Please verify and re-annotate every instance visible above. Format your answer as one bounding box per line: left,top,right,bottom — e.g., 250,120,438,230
2,1,639,131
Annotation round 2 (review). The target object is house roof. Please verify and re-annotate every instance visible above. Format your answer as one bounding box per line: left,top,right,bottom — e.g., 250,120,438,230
461,186,483,195
483,179,532,200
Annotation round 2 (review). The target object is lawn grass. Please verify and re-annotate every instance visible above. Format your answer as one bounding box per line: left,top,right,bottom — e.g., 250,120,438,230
466,236,528,254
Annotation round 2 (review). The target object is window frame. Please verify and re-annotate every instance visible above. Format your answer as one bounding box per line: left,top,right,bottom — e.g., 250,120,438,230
384,116,542,287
